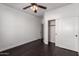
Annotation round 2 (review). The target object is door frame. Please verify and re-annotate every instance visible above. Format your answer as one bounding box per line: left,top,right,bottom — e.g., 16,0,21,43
41,24,44,42
48,20,56,45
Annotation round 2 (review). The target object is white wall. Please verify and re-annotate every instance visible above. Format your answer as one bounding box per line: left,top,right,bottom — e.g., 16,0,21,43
44,3,79,52
0,4,42,52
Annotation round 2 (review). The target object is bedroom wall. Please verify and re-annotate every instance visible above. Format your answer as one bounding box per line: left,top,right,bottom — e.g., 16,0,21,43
44,3,79,52
0,4,42,52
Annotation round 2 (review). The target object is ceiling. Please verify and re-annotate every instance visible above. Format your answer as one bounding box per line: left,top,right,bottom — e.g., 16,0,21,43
3,3,71,17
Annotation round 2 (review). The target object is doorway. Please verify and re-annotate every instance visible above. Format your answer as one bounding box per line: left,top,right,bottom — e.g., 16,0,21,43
48,20,56,45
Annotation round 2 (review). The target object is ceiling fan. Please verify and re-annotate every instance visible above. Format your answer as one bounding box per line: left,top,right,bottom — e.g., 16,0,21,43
23,3,47,13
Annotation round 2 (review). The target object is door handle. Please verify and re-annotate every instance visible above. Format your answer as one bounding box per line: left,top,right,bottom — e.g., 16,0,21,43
75,35,78,37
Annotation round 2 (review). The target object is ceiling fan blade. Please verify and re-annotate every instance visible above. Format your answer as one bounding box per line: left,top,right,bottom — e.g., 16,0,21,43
23,5,31,9
37,5,47,9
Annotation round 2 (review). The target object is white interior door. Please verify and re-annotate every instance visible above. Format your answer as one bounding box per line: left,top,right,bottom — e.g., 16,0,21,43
49,20,55,43
56,17,78,52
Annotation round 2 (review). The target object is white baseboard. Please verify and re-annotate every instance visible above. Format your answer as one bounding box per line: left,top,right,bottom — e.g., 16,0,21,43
0,39,40,52
44,40,48,45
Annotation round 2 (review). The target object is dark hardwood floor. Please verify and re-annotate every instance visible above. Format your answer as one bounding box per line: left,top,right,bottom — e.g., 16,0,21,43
0,39,78,56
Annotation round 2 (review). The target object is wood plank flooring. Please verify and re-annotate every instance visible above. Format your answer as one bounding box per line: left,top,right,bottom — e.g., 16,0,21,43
0,39,78,56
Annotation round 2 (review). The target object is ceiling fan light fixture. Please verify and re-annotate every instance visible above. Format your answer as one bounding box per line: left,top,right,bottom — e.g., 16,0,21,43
30,5,38,13
23,3,47,13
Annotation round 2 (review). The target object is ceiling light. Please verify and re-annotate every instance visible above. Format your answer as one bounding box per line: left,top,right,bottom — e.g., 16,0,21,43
30,5,38,13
